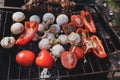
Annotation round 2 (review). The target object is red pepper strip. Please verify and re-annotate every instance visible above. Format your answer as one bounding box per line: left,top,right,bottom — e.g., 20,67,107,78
15,21,38,46
71,15,83,27
90,35,107,58
81,10,96,33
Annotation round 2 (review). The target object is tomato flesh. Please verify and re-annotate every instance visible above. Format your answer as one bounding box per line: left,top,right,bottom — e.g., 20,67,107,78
69,46,84,59
60,51,77,69
16,50,35,66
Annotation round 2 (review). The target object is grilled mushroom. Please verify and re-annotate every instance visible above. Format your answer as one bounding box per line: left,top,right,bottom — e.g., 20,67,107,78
0,37,16,48
56,14,69,26
12,12,25,22
29,15,41,23
10,23,24,35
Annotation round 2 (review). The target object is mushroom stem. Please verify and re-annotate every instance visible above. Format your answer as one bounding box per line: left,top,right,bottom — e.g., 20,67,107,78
50,39,60,46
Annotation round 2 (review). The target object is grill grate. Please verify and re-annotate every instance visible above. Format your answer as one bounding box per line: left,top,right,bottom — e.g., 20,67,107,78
0,5,120,80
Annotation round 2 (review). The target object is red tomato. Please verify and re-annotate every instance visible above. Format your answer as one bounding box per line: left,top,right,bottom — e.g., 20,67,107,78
69,46,84,59
60,51,77,69
16,50,35,66
35,50,54,68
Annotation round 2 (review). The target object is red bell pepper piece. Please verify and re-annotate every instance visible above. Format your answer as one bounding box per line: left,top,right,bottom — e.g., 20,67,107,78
90,35,107,58
15,21,38,46
71,15,83,27
81,10,96,33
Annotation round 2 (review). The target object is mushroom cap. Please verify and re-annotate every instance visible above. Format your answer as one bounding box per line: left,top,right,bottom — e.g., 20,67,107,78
12,12,25,22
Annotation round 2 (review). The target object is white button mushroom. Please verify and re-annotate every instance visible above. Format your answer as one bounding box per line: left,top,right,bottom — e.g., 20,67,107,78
56,14,69,26
44,33,55,41
58,34,68,44
68,32,81,44
38,38,51,50
43,13,55,24
10,23,24,34
38,23,46,32
49,24,61,34
51,44,65,57
29,15,40,23
12,12,25,22
0,37,16,48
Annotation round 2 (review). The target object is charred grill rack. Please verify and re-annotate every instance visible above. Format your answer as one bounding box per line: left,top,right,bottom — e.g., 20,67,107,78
0,0,120,80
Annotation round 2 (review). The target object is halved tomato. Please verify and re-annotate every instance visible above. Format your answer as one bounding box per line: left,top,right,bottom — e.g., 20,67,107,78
69,46,84,59
60,51,77,69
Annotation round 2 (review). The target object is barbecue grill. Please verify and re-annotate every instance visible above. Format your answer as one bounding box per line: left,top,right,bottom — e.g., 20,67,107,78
0,0,120,80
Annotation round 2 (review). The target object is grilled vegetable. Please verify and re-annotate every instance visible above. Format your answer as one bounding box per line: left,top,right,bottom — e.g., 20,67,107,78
60,51,77,69
15,21,38,46
10,23,24,34
29,15,41,23
48,24,61,34
62,22,76,35
68,32,81,45
35,50,55,68
69,46,84,59
0,37,16,48
71,15,83,27
56,14,69,26
90,35,107,58
43,13,55,25
81,10,96,33
38,23,47,32
58,34,67,44
16,50,35,66
38,38,51,50
41,33,55,41
51,44,65,57
12,12,25,22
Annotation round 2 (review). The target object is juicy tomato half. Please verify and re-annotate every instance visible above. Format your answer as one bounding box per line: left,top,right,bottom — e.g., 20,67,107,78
16,50,35,66
15,21,38,46
69,46,84,59
35,50,54,68
90,35,107,58
60,51,77,69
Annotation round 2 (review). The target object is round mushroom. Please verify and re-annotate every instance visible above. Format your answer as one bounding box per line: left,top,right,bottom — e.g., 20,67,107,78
42,33,55,41
51,44,65,57
10,23,24,34
68,32,81,45
38,38,51,50
58,34,68,44
0,37,16,48
38,23,47,32
49,24,61,34
56,14,69,26
12,12,25,22
42,13,55,25
29,15,40,23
